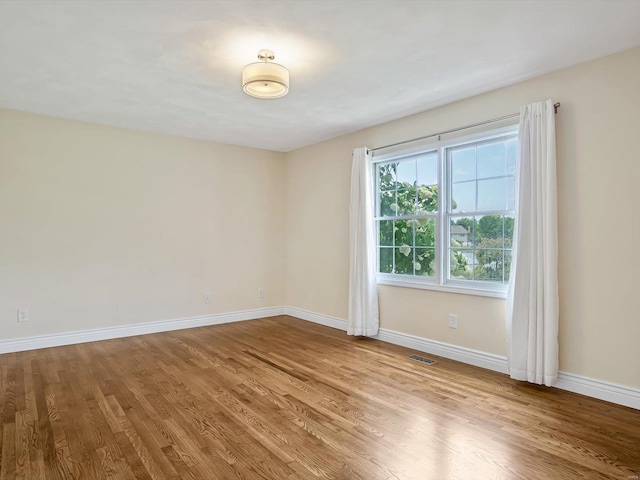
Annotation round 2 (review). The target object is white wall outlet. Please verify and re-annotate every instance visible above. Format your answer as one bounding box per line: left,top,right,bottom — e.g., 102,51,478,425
448,314,458,329
204,292,211,304
258,288,264,299
17,308,28,323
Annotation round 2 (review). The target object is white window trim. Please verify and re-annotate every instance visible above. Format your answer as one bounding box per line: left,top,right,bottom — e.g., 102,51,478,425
372,124,518,298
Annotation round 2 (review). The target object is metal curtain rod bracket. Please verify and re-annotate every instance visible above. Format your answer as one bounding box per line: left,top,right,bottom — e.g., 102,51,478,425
371,102,561,154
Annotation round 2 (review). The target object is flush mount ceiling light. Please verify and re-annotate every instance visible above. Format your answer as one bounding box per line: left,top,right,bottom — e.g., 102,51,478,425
242,49,289,99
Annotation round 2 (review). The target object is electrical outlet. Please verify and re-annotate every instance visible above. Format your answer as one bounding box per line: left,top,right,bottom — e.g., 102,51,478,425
17,308,28,323
258,288,264,299
448,314,458,329
204,292,211,304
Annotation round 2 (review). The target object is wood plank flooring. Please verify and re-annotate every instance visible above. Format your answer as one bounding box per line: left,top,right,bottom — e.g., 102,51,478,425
0,315,638,479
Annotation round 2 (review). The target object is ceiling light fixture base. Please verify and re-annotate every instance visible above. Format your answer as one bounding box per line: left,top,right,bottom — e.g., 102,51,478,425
257,49,275,62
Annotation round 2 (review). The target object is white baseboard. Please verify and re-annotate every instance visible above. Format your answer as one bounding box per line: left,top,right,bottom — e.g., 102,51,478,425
283,306,508,373
375,328,510,375
283,306,347,331
554,372,640,411
283,306,640,411
3,305,638,411
0,306,284,354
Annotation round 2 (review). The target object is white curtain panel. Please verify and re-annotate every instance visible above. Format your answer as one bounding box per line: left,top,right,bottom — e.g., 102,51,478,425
348,147,379,336
506,99,559,386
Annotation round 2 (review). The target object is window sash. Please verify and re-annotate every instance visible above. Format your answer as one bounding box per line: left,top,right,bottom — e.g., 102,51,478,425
373,125,518,296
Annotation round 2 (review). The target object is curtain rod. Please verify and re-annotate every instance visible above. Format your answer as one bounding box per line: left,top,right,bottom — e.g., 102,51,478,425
370,102,561,154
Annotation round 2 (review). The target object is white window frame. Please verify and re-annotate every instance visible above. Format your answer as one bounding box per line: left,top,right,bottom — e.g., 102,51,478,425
373,124,518,298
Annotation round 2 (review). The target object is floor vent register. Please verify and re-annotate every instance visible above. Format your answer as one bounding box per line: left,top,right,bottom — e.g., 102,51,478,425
408,355,437,365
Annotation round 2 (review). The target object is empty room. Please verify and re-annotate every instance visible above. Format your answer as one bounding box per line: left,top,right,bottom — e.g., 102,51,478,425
1,1,639,479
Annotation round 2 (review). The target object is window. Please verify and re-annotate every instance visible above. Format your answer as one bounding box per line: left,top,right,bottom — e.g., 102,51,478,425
374,126,517,297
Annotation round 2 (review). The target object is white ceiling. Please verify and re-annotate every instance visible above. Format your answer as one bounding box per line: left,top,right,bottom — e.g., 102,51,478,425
1,1,639,152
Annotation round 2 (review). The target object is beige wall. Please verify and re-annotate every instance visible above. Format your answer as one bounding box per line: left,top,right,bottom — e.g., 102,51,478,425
284,47,640,389
0,109,285,340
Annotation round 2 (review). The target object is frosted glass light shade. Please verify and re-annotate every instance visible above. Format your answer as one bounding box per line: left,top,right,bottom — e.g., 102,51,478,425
242,61,289,99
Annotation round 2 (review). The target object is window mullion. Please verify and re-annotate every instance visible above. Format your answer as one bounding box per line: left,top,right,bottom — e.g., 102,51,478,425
439,146,446,286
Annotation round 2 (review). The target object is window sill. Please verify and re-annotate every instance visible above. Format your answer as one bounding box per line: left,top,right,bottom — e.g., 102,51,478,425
376,276,507,299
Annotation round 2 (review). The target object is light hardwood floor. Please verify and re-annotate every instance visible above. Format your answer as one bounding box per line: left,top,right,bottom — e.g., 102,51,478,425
0,316,638,479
